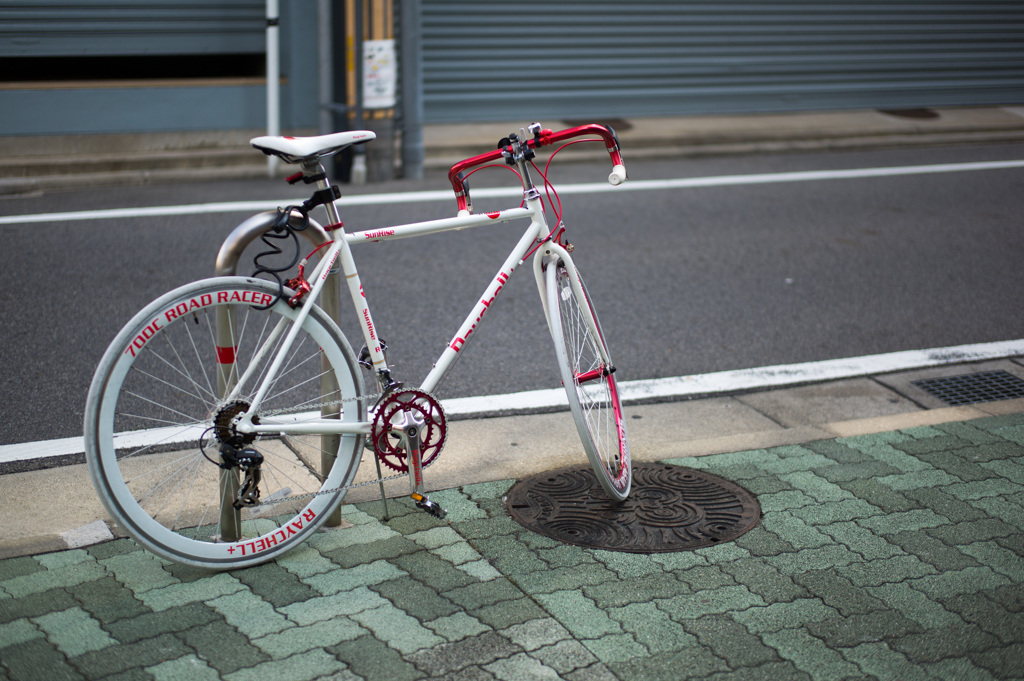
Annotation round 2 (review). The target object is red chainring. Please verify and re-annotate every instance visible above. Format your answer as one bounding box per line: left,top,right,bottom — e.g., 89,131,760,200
370,389,447,472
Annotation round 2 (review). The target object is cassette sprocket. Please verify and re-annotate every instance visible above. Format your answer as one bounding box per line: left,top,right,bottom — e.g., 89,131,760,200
370,389,447,472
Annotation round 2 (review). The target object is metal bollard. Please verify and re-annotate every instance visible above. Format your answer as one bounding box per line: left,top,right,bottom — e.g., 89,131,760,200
214,210,346,541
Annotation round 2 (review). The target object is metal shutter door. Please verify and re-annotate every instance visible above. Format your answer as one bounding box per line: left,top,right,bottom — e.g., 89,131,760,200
421,1,1024,123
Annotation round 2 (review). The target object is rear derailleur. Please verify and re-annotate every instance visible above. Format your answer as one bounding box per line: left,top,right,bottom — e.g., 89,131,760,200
205,400,264,509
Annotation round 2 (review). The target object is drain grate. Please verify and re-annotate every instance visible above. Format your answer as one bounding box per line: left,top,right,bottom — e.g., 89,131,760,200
504,463,760,553
912,370,1024,406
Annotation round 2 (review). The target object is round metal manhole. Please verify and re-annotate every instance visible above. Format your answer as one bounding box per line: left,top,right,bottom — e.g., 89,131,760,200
504,463,761,553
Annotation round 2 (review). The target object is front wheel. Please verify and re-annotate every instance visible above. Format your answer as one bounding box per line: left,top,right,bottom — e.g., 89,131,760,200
83,277,365,569
546,260,631,500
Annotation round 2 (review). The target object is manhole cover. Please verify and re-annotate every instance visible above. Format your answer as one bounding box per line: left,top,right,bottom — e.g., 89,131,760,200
504,463,760,553
912,370,1024,406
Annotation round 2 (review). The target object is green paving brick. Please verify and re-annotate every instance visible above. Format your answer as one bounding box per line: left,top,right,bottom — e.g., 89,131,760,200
761,627,863,680
179,618,271,674
941,593,1023,645
0,618,43,648
450,515,521,541
793,569,886,617
1,559,108,599
457,559,503,582
927,518,1018,546
893,434,970,455
890,624,1000,664
720,557,807,602
934,421,1005,445
608,601,698,654
66,576,148,623
0,556,44,582
666,448,779,470
351,602,444,655
233,562,316,608
432,541,483,566
804,608,923,647
391,551,478,592
582,572,690,609
907,566,1012,600
99,551,178,594
208,589,295,638
136,572,244,612
789,498,884,526
304,516,400,553
675,565,737,592
877,468,960,491
731,526,798,556
607,646,729,680
423,611,491,642
147,654,222,681
471,534,548,576
278,585,388,625
222,648,348,681
837,478,918,513
658,584,765,621
837,554,938,587
970,641,1024,679
915,452,999,482
514,562,625,595
407,526,463,550
0,636,82,681
251,616,366,659
806,438,876,464
73,632,192,679
943,478,1024,501
647,549,710,570
328,634,426,681
275,545,335,580
819,520,905,560
470,596,548,630
580,632,648,664
863,582,962,628
839,641,932,681
980,458,1024,484
429,488,487,522
303,558,406,596
0,587,78,625
372,576,461,621
591,550,665,579
730,598,839,635
529,639,599,675
695,541,751,563
760,512,832,549
779,470,855,502
969,496,1024,528
958,540,1024,579
443,578,524,611
682,612,781,668
103,601,220,644
923,657,998,681
534,543,592,570
321,534,421,569
763,545,861,575
460,479,516,501
499,618,571,651
857,509,951,534
33,606,116,657
848,442,933,473
905,487,991,523
534,590,621,639
813,460,902,483
483,652,562,680
753,490,816,513
404,630,523,678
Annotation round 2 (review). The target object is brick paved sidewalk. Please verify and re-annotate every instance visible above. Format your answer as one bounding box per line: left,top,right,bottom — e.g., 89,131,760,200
2,414,1023,680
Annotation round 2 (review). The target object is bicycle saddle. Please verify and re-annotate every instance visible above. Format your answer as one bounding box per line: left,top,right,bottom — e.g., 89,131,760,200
250,131,376,163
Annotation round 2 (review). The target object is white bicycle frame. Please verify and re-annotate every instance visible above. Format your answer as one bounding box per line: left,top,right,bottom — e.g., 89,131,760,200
229,173,602,443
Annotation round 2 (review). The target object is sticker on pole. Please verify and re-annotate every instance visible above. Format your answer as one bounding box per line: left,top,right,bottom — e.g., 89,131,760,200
363,39,396,109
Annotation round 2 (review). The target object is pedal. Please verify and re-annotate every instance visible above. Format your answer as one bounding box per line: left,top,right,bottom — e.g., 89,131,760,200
411,493,447,519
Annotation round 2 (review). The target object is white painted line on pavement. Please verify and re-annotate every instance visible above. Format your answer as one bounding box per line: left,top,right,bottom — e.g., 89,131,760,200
4,338,1023,465
2,159,1023,226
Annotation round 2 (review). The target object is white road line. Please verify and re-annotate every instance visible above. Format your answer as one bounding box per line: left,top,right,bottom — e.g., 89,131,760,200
2,159,1023,226
4,338,1022,465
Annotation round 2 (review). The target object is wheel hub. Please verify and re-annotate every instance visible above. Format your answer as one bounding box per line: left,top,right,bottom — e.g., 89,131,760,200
213,400,258,449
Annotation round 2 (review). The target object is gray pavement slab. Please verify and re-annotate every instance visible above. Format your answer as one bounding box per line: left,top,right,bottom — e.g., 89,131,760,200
2,361,1024,679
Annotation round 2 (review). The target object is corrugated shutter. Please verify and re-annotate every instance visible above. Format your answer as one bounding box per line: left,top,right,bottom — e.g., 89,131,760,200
0,0,264,57
421,1,1024,123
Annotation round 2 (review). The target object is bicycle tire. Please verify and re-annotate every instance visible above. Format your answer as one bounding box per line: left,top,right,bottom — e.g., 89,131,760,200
546,260,631,500
84,277,365,568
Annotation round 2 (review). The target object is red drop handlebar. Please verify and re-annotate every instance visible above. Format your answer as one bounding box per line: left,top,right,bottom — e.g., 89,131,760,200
447,123,627,213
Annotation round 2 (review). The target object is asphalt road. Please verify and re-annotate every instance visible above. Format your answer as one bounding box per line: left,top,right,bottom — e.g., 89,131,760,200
2,142,1024,446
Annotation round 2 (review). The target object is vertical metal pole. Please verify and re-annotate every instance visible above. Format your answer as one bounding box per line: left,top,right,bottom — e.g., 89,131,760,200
350,0,367,184
317,0,333,136
266,0,281,177
400,0,423,180
319,263,344,527
216,307,243,542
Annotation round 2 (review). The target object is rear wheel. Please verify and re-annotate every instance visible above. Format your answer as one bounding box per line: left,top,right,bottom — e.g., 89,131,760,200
546,261,631,500
83,277,365,568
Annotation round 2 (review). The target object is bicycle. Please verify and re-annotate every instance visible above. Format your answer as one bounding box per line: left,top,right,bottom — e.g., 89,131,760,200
84,122,632,569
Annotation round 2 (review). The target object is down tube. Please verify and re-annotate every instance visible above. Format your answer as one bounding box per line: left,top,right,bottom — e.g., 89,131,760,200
419,219,545,394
